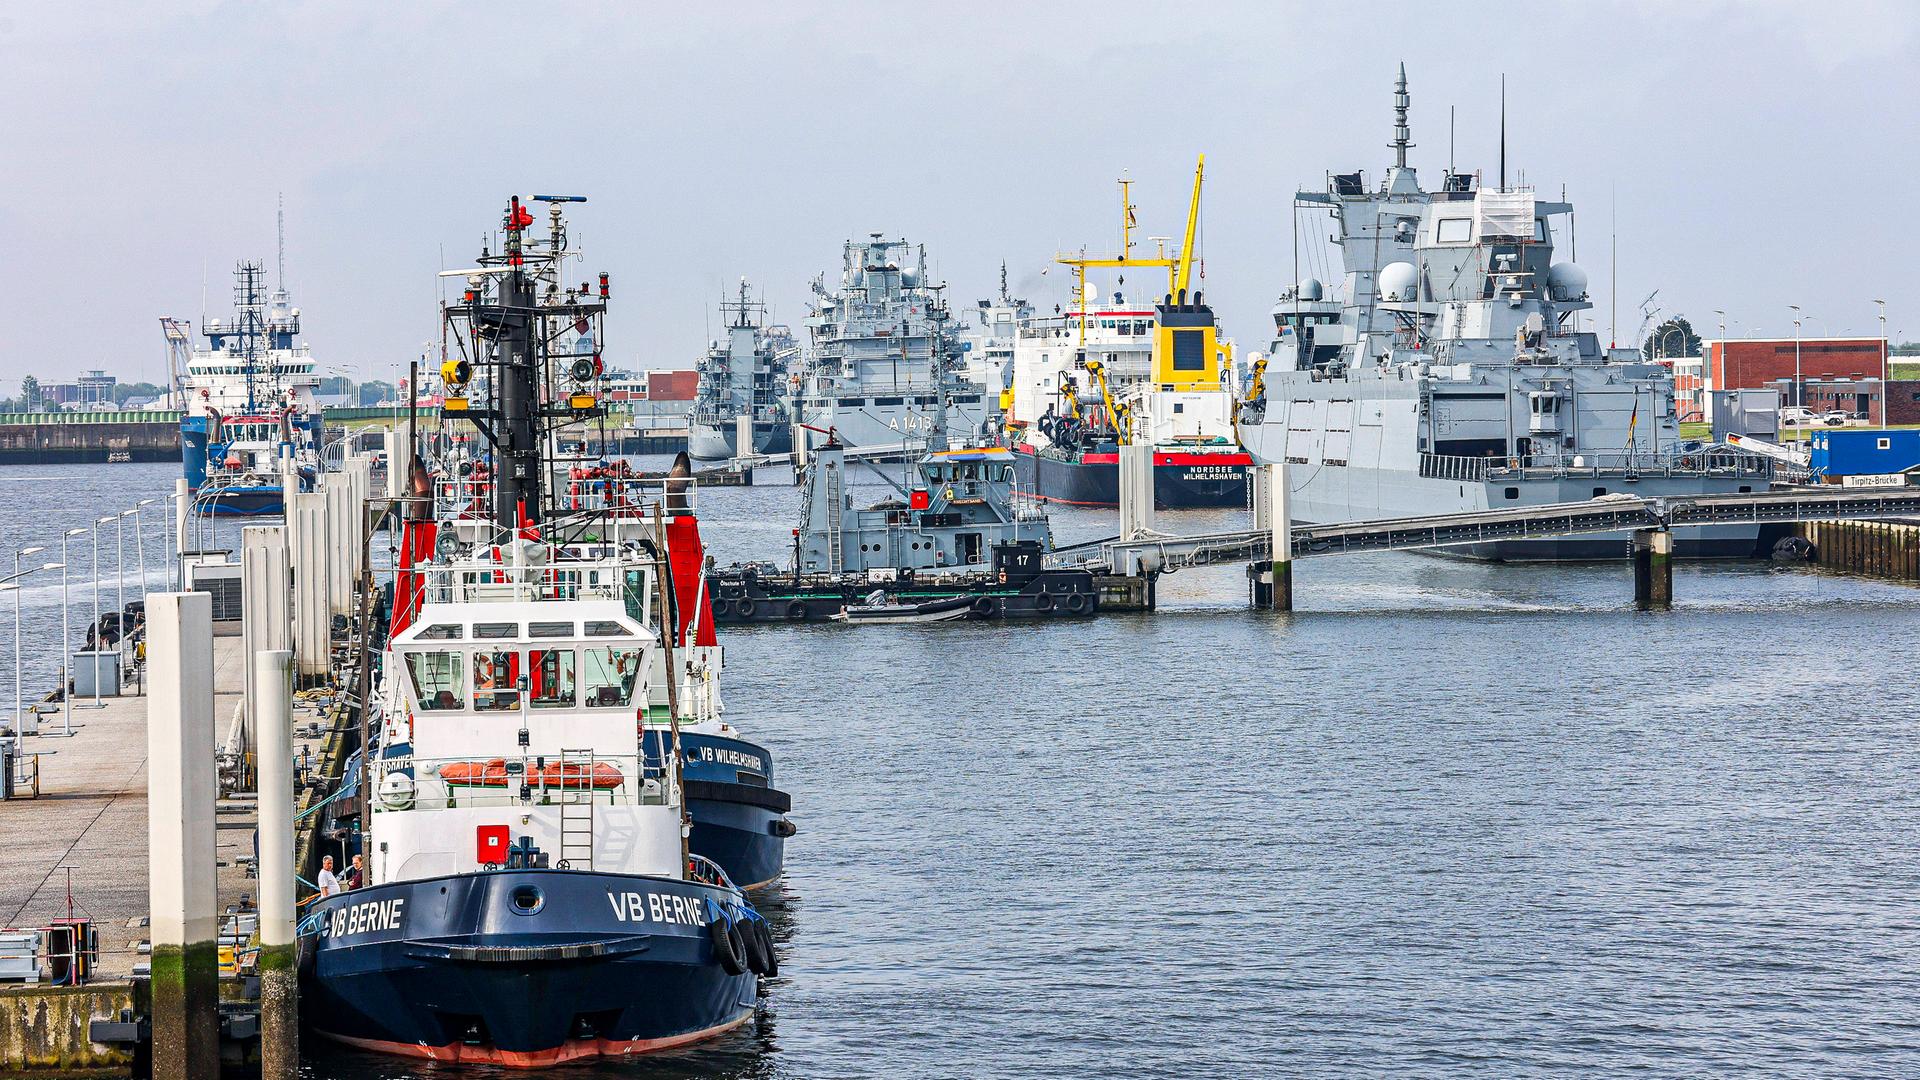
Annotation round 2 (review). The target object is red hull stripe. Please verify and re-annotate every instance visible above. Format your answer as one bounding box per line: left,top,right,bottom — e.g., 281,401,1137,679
1036,452,1252,467
314,1011,753,1069
1154,451,1252,466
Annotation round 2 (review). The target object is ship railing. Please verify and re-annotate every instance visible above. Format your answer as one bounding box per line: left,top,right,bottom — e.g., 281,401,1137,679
1418,453,1490,482
368,752,675,814
433,476,696,517
1488,449,1779,482
414,559,636,606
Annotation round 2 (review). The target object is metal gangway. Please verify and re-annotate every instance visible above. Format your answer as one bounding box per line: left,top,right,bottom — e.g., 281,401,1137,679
1052,486,1920,576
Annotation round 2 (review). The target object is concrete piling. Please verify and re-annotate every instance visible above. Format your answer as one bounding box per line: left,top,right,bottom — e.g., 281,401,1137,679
253,648,298,1080
1632,528,1673,610
240,526,290,770
1250,461,1294,610
144,591,220,1080
288,491,330,684
736,413,755,485
1119,443,1155,541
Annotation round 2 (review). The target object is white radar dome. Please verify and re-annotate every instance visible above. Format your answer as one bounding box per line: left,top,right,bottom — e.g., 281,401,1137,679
1297,277,1324,301
1547,263,1589,302
1378,262,1418,302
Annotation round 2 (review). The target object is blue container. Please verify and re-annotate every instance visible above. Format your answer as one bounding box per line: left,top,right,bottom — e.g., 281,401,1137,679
1809,429,1920,477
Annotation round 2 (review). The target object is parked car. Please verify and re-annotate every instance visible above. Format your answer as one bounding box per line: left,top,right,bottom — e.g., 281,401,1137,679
1780,406,1818,426
1821,410,1853,426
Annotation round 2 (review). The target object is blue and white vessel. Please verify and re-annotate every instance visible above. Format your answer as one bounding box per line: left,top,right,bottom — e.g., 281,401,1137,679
176,261,324,515
300,198,777,1067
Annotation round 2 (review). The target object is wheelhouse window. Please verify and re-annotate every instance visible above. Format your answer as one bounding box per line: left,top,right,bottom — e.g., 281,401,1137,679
585,620,628,637
582,647,642,707
416,623,463,640
529,621,574,638
473,650,521,711
529,649,576,709
474,622,518,640
1437,218,1471,243
406,651,465,711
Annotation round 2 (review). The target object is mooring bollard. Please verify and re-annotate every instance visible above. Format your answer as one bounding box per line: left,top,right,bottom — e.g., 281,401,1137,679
146,591,220,1080
254,648,298,1079
736,413,756,485
1249,461,1294,611
1632,528,1673,610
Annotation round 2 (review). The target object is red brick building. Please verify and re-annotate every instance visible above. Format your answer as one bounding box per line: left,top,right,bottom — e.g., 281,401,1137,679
1706,337,1889,421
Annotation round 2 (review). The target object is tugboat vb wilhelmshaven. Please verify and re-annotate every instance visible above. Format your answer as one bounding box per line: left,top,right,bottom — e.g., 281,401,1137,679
299,197,784,1067
708,419,1099,624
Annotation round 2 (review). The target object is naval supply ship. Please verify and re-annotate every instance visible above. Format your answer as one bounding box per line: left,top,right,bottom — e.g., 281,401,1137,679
1235,67,1777,559
792,235,987,457
1006,159,1250,508
300,197,780,1067
173,260,325,515
687,278,798,460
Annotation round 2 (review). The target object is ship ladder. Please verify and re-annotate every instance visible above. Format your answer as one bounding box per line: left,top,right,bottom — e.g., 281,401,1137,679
826,463,844,573
558,748,597,871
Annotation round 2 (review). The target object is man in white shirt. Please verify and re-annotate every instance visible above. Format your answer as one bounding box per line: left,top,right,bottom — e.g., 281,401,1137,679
317,855,341,898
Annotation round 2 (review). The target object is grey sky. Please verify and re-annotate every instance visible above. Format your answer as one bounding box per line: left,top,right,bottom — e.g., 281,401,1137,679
3,1,1915,389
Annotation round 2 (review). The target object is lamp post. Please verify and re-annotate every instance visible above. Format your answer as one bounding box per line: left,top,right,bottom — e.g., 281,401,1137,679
84,517,113,708
134,500,157,595
1875,299,1888,429
119,509,143,683
8,556,62,754
13,546,44,747
54,528,89,737
1789,305,1804,409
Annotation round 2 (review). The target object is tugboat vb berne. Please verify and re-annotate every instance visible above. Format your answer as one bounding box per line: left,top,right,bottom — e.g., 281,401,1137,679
299,197,776,1067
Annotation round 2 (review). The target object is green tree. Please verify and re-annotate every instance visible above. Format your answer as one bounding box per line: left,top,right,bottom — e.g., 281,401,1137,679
20,375,41,410
357,380,395,406
1641,316,1702,361
112,381,164,405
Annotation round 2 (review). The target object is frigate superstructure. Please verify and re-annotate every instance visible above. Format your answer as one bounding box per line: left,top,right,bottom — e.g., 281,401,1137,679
687,278,797,460
1236,66,1777,558
792,235,987,455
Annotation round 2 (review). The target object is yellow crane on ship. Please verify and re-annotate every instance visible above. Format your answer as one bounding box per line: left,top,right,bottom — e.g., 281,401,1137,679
1052,155,1222,446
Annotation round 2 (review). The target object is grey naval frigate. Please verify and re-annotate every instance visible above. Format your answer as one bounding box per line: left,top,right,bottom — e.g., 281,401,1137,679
1235,66,1780,560
687,277,798,460
793,235,987,457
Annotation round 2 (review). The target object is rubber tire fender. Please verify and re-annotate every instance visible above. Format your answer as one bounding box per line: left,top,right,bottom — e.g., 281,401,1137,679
1033,592,1055,613
753,918,779,977
970,595,997,618
741,917,774,975
786,600,807,620
710,915,748,975
738,599,758,620
1065,592,1091,615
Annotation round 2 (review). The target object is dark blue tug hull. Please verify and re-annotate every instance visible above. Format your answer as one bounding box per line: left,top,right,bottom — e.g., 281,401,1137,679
657,731,793,890
300,869,759,1067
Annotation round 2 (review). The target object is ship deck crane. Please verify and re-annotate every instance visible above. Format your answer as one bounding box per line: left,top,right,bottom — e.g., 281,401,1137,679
1048,155,1210,448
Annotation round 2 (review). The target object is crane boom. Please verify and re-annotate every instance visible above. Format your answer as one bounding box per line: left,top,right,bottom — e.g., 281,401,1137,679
1172,154,1205,297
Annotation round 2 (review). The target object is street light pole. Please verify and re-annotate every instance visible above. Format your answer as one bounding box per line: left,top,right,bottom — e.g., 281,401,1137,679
1789,305,1804,410
55,528,88,737
13,546,44,746
84,518,111,708
1875,299,1888,429
7,558,61,754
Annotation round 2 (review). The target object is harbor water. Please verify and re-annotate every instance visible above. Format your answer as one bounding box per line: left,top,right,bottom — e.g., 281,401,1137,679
5,462,1919,1077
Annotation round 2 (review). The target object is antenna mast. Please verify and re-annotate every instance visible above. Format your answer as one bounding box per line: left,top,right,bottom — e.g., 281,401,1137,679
1498,75,1507,191
276,194,286,290
1391,62,1412,169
